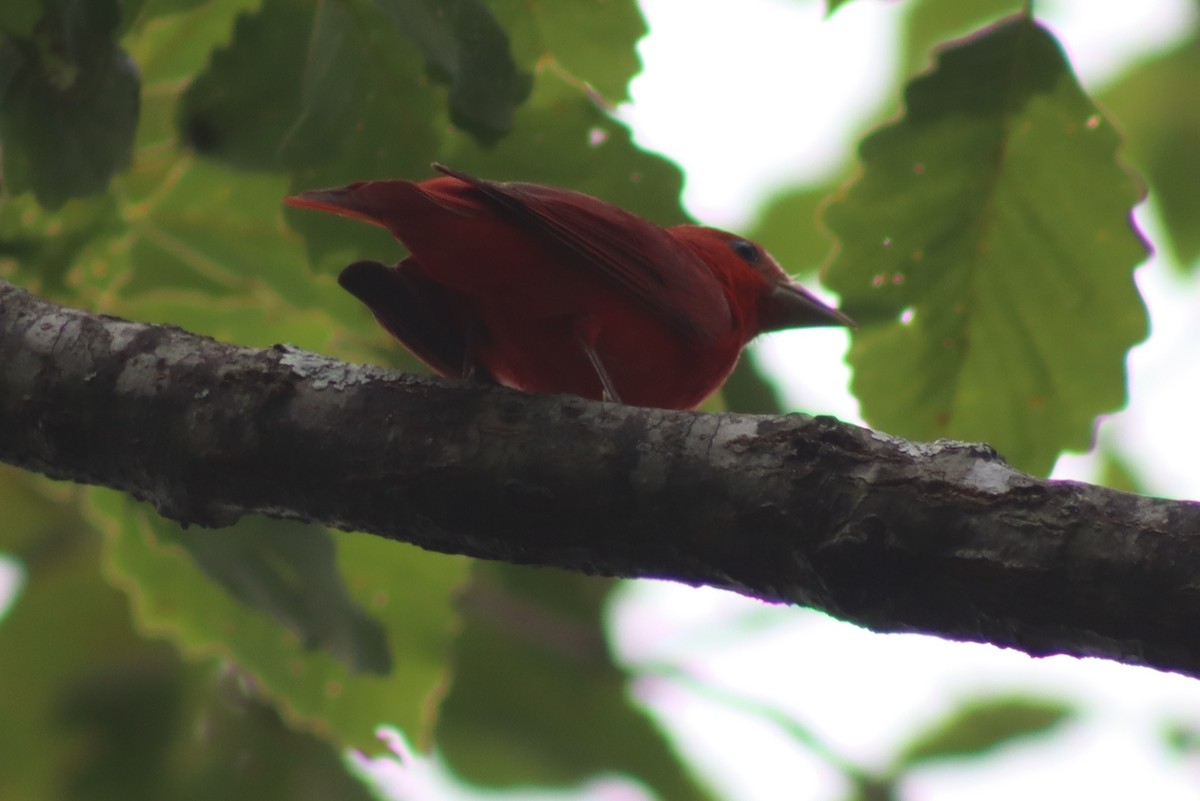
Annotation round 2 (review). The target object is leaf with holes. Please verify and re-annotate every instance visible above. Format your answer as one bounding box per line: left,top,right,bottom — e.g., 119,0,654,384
824,16,1148,475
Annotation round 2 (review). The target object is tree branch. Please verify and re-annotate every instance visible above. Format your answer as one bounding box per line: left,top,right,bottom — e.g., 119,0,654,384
3,278,1200,677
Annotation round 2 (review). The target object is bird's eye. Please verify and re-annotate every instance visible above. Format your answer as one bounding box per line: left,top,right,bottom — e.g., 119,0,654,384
729,238,760,263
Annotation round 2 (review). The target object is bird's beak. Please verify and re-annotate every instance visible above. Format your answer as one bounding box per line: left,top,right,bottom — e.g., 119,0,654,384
761,283,856,332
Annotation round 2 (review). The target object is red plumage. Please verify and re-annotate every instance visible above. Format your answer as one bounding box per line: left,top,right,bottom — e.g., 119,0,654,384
286,164,852,409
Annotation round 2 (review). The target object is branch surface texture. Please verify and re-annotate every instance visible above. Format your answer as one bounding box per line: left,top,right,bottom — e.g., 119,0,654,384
3,278,1200,677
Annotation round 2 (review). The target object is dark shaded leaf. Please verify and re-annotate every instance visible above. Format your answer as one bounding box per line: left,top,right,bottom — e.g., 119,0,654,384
181,0,443,266
0,466,178,801
0,0,139,208
896,695,1073,766
172,669,382,801
377,0,532,145
283,0,440,179
167,519,392,675
57,659,183,800
176,0,312,169
0,472,381,801
902,0,1025,75
205,0,533,152
720,353,788,415
0,0,40,37
488,0,646,105
89,490,467,753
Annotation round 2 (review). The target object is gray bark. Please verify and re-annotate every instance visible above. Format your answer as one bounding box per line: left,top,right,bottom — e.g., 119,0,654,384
3,278,1199,678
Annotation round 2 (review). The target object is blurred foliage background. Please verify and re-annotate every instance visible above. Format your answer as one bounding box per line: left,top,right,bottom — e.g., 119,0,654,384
1,0,1196,798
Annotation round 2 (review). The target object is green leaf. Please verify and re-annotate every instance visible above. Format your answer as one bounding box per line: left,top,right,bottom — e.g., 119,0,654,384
0,467,178,801
168,669,381,801
166,520,393,675
748,179,846,276
179,0,444,266
0,194,121,294
0,470,381,801
825,0,857,16
77,46,353,344
824,17,1149,475
489,0,646,105
1100,31,1200,268
55,0,367,352
0,466,86,557
117,161,333,321
437,67,687,224
46,0,433,380
896,695,1073,767
1094,444,1145,495
0,572,183,801
1162,720,1200,755
376,0,532,145
120,0,228,34
0,0,140,208
0,0,39,37
176,0,316,170
125,0,264,85
177,0,455,177
88,490,469,753
244,0,534,152
901,0,1026,75
282,0,441,180
437,565,715,800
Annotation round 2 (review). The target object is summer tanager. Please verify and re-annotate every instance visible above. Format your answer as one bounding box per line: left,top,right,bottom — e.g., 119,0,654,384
286,164,853,409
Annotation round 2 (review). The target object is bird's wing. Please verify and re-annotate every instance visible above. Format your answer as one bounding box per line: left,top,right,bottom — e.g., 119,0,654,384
432,164,730,340
338,259,495,382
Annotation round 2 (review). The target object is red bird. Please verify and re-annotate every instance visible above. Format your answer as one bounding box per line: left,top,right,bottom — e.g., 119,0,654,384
286,164,853,409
